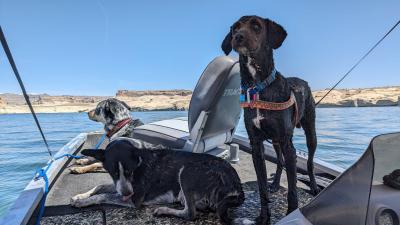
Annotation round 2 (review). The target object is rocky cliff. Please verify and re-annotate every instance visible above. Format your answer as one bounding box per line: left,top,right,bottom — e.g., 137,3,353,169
0,86,399,114
313,86,400,107
117,90,192,97
0,97,6,108
116,90,191,111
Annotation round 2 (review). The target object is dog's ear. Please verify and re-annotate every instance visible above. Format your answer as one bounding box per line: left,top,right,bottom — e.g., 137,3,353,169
120,101,132,111
264,19,287,49
109,99,131,115
104,100,112,114
221,30,232,55
131,155,143,170
81,149,105,162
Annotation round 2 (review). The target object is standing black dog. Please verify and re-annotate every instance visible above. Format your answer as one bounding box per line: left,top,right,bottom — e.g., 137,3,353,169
221,16,319,224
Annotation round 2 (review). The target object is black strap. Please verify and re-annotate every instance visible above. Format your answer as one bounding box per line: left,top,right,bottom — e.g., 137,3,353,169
0,26,52,157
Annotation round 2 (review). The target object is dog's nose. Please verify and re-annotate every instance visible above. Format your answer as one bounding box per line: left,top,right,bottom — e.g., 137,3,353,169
234,33,244,43
88,110,94,118
121,189,133,197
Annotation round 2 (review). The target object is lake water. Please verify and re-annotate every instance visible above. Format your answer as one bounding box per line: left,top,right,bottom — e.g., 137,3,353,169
0,107,399,217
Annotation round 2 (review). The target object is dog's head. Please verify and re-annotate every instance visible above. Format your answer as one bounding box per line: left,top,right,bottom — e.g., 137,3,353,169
88,98,132,126
81,140,143,201
221,16,287,56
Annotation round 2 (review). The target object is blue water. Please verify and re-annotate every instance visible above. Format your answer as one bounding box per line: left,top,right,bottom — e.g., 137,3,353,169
0,107,399,217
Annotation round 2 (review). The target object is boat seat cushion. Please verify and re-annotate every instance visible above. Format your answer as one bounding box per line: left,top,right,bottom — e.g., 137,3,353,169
132,120,189,149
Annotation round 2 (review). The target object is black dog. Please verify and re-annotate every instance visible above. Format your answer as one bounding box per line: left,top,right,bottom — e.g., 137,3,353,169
221,16,319,224
70,98,143,174
75,139,244,224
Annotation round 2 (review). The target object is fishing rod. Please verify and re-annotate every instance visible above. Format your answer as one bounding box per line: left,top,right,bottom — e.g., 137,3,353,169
0,26,53,157
316,19,400,106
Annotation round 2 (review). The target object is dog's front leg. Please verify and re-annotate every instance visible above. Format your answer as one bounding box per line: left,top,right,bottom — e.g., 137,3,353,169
74,157,90,165
74,157,97,166
70,162,105,174
251,137,271,225
270,142,284,193
70,193,109,208
71,184,115,207
281,138,299,214
132,186,145,208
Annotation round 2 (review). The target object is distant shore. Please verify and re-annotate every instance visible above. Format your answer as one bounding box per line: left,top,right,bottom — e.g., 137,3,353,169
0,87,399,114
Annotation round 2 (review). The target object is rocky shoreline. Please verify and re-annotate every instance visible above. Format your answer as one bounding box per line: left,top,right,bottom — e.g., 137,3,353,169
313,86,400,108
0,86,399,114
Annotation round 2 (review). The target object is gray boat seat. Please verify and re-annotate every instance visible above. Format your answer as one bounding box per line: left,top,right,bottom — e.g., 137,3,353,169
132,56,241,153
277,132,400,225
131,117,189,149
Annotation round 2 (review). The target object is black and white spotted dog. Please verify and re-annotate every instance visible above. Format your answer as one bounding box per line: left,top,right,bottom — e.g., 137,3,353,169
71,138,244,225
70,98,143,174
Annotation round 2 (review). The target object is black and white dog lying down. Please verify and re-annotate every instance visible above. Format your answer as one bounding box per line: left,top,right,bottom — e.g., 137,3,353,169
71,138,244,224
70,98,143,174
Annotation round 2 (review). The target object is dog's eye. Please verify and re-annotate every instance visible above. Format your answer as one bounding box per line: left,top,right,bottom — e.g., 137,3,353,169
95,108,101,115
252,23,261,32
232,23,240,31
113,169,119,177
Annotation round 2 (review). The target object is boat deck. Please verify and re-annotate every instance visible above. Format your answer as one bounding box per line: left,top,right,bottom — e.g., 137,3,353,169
39,149,314,225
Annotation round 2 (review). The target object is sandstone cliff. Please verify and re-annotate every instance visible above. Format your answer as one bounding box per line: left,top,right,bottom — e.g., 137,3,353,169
0,97,6,108
313,86,400,107
0,86,399,114
116,90,191,111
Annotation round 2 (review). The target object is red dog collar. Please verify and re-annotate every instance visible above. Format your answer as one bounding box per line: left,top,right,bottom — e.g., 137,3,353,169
106,118,132,138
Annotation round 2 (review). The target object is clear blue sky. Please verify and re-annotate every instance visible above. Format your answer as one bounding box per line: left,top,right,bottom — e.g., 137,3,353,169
0,0,399,96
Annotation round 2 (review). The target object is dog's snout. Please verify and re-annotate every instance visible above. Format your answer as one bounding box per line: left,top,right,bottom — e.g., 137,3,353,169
121,189,133,197
88,110,94,118
234,33,244,43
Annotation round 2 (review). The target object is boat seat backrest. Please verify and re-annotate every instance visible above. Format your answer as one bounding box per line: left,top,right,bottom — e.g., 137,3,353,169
187,56,241,153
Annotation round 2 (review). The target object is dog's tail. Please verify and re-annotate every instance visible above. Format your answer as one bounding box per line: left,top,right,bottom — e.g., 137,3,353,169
217,190,246,224
217,190,258,225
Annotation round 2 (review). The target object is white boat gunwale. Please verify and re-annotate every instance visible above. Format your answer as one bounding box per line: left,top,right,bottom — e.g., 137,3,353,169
0,133,88,225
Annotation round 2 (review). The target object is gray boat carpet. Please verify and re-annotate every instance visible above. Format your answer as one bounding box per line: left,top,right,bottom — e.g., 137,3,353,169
46,172,112,207
40,152,316,224
41,210,104,225
41,181,313,225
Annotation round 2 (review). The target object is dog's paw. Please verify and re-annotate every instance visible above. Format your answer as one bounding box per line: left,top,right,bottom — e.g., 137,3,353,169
70,194,88,208
286,206,297,215
309,186,321,196
69,166,86,174
153,207,167,217
71,193,89,201
268,182,280,193
255,216,270,225
70,199,83,208
75,158,90,165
